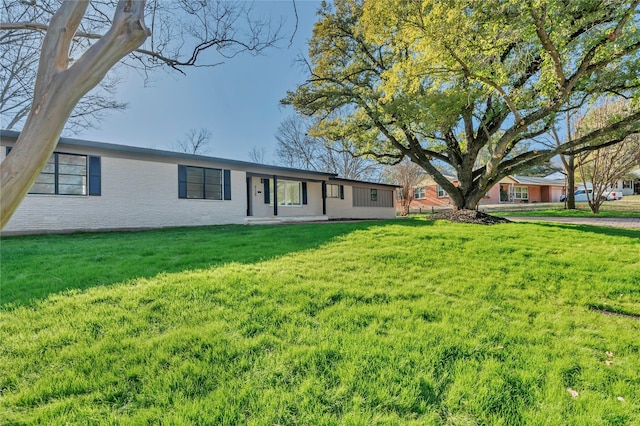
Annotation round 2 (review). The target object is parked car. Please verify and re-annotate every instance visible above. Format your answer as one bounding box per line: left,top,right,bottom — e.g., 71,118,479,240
561,188,623,202
604,190,624,200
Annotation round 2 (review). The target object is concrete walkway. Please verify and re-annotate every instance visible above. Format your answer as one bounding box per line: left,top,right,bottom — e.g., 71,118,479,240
508,216,640,230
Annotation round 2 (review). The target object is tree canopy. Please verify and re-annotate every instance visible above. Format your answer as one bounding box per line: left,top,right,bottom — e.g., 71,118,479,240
283,0,640,209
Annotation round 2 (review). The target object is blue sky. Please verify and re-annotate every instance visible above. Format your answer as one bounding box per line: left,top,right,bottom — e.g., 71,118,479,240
81,1,320,163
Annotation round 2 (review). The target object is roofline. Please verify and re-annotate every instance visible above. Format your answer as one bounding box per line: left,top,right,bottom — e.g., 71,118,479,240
0,129,338,179
329,176,399,189
510,175,567,186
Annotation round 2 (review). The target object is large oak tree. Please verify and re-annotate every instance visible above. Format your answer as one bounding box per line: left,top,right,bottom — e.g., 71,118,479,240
283,0,640,210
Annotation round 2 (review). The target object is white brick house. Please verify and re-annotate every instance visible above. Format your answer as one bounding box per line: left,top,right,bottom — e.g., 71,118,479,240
1,130,397,234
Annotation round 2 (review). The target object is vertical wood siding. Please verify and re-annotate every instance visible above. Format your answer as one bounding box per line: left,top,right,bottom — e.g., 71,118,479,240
352,187,394,207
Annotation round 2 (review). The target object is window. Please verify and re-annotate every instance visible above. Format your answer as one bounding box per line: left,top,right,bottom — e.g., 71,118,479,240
623,180,632,189
327,184,341,198
437,185,446,198
277,179,302,206
29,152,88,195
514,186,528,199
370,188,378,201
413,187,425,199
179,166,222,200
9,148,100,196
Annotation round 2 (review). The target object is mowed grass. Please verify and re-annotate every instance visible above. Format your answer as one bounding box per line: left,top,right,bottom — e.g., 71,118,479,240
495,196,640,218
499,207,640,218
1,223,376,309
1,220,639,424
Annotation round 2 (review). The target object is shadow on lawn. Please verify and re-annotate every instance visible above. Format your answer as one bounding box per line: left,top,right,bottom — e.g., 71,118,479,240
1,219,433,309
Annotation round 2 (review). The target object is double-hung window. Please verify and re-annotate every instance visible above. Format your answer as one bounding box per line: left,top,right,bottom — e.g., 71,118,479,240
326,183,344,199
514,186,528,199
414,187,425,200
437,185,446,198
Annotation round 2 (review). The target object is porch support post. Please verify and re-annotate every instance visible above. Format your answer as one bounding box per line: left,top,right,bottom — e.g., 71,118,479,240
246,176,252,216
322,181,327,215
273,175,278,216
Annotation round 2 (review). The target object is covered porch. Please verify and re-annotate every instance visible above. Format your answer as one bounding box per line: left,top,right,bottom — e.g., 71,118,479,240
245,172,330,221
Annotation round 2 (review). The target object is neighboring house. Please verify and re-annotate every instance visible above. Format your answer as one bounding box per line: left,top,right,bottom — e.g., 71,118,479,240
1,130,397,235
615,168,640,195
406,174,567,211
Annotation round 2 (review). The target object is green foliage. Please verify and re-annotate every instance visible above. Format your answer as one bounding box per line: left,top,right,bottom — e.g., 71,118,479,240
2,221,640,424
284,0,640,209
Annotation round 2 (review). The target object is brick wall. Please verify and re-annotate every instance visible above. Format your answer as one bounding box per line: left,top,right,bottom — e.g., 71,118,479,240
2,154,247,234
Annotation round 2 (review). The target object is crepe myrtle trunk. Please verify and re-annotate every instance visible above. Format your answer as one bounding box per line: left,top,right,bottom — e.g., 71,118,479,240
0,0,149,229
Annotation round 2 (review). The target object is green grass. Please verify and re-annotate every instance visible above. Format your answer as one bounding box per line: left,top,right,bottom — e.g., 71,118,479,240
493,196,640,218
1,223,376,309
1,220,639,424
498,207,640,218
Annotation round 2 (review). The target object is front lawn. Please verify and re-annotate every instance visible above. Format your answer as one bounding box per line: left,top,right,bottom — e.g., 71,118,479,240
1,220,639,424
499,207,640,218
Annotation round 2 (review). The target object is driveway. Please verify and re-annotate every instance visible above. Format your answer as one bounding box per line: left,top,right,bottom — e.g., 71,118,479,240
507,216,640,230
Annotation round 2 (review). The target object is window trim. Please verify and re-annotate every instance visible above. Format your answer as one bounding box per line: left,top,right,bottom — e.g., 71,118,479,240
413,187,426,200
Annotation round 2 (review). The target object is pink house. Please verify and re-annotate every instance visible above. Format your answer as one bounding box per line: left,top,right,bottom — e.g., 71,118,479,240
406,175,567,211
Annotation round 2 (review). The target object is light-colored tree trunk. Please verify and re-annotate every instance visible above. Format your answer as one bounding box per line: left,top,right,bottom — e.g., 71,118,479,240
0,0,149,229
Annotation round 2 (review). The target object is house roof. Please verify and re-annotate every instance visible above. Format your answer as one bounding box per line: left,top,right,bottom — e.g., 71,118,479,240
1,129,337,179
510,175,566,186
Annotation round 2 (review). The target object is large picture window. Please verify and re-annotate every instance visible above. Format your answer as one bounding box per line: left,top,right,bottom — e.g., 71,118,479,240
277,179,302,206
30,153,88,195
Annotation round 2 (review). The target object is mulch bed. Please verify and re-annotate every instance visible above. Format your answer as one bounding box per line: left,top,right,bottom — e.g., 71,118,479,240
430,209,512,225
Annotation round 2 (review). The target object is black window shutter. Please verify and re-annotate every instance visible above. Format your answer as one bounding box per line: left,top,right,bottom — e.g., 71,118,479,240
339,185,344,199
178,165,187,198
223,169,231,200
88,156,101,196
263,178,270,204
302,182,308,205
